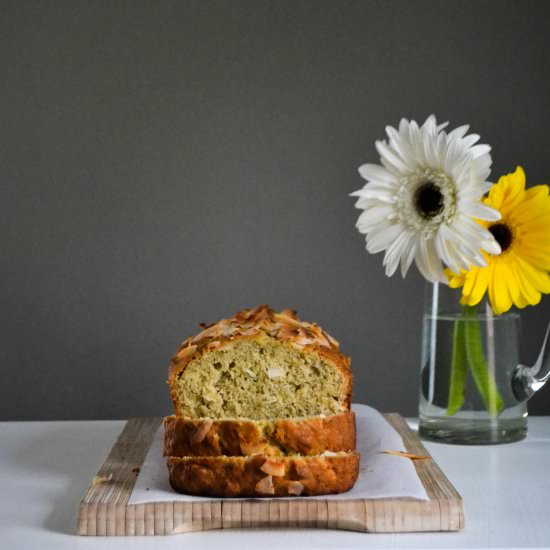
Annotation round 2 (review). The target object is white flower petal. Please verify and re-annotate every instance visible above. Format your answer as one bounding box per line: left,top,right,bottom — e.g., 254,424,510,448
375,140,411,173
447,124,470,141
366,223,404,254
421,114,437,135
434,132,448,167
356,205,394,231
434,231,455,271
443,136,464,174
416,237,446,282
461,201,501,221
470,154,492,182
457,216,494,241
386,126,418,168
449,156,472,185
482,238,501,256
351,187,396,203
358,163,397,184
423,130,440,167
457,184,491,200
383,230,413,277
460,133,480,149
470,144,491,159
400,235,418,277
354,196,378,209
398,118,410,134
479,181,494,195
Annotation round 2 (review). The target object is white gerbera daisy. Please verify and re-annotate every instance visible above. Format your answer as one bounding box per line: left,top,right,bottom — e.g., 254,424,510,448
351,115,502,282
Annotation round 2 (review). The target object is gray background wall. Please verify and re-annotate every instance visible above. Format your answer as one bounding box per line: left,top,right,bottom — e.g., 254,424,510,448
2,0,549,420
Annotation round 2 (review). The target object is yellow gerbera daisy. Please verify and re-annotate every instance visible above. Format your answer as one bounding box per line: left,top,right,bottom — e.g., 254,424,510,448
447,166,550,314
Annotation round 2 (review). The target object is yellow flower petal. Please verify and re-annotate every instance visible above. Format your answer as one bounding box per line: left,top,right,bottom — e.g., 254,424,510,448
446,268,466,288
525,184,549,200
515,255,550,293
512,196,550,223
510,263,530,309
499,260,521,306
462,269,477,296
489,263,513,315
519,246,550,271
514,260,542,306
467,268,489,306
488,167,526,214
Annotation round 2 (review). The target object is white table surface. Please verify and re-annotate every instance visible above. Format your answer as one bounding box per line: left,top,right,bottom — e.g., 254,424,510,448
1,417,549,550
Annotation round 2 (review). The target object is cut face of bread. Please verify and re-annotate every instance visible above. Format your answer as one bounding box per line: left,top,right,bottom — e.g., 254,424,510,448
172,335,348,419
168,305,352,420
163,411,356,457
166,452,360,497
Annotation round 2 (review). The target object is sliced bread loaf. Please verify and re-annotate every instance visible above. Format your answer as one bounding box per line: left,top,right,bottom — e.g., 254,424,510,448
167,452,360,497
165,305,359,498
163,411,356,457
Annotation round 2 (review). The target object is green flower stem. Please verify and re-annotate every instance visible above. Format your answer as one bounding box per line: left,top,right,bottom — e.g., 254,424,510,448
446,318,467,416
463,305,504,418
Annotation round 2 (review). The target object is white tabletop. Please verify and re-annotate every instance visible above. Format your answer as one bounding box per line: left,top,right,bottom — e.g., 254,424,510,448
1,417,549,550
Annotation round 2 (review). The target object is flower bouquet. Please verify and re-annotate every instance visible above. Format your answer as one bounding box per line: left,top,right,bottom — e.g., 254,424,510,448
351,115,550,443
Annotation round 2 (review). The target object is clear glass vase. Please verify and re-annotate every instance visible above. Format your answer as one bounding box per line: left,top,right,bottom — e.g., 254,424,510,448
418,282,527,444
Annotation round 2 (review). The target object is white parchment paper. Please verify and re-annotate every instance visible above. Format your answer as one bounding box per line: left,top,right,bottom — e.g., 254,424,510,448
128,404,428,504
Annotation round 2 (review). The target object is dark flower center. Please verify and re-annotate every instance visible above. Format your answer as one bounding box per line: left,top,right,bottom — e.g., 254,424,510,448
414,182,444,218
489,223,513,252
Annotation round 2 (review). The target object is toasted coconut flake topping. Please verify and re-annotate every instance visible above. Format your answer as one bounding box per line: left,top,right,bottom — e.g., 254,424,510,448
190,420,214,444
255,475,275,495
287,481,304,496
280,308,298,319
260,458,286,477
240,440,270,456
192,325,220,343
174,344,197,361
92,473,113,486
381,450,431,461
170,304,346,373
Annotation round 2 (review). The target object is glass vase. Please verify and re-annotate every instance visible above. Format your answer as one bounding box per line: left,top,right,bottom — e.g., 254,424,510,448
418,282,527,444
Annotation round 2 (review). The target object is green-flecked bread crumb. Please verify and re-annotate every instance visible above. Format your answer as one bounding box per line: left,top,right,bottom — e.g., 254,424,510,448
174,336,345,420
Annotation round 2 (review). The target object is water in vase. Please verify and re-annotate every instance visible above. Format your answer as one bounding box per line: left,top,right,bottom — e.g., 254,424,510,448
418,312,527,444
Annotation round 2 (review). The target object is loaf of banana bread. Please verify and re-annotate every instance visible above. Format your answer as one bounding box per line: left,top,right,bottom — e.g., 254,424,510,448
164,305,359,498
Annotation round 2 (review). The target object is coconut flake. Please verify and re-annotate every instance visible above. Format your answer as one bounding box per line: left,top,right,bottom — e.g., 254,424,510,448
255,475,275,495
260,458,286,477
267,367,284,379
287,481,304,496
191,420,214,444
240,440,268,455
175,344,197,361
320,450,340,457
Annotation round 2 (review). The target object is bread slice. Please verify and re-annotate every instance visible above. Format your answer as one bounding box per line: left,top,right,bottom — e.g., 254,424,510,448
163,411,356,457
168,305,352,420
167,452,360,497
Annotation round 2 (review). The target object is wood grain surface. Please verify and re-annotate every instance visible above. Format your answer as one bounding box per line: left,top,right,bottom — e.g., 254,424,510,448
77,414,464,535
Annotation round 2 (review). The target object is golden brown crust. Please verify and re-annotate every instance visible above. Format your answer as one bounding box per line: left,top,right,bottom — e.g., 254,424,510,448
163,411,356,457
166,452,360,497
167,305,352,413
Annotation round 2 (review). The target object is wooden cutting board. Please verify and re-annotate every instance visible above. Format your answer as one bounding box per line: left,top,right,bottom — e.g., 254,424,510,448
77,414,463,535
